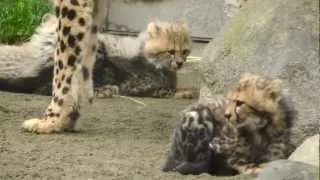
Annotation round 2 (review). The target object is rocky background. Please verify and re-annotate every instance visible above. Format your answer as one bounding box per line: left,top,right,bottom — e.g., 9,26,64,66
200,0,319,178
201,0,319,146
0,0,319,179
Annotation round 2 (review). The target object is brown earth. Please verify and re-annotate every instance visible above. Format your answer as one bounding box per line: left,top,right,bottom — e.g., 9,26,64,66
0,91,253,180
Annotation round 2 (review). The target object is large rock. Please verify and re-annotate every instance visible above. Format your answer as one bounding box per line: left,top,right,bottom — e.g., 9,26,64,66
199,0,319,146
256,160,319,180
289,134,319,167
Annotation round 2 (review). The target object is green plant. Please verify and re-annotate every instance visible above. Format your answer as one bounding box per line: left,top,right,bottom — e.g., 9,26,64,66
0,0,52,44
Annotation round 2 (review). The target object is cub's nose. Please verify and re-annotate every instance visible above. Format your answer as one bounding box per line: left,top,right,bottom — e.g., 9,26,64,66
176,61,183,68
224,113,231,119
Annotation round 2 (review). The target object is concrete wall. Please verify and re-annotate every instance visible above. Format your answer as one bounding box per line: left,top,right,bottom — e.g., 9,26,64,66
106,0,231,42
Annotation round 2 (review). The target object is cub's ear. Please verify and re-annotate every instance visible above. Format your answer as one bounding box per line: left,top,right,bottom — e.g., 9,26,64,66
147,22,161,37
240,72,255,79
182,23,191,33
266,79,283,100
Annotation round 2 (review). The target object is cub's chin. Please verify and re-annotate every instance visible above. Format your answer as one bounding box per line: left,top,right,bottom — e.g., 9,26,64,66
169,62,184,71
149,59,183,71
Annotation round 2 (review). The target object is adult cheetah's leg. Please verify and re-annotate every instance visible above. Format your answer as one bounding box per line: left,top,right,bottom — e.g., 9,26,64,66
21,0,106,133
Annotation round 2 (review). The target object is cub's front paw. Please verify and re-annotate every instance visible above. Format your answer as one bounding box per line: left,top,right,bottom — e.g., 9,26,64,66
209,137,232,154
240,163,265,175
209,137,223,153
95,85,119,98
174,87,199,99
243,166,263,175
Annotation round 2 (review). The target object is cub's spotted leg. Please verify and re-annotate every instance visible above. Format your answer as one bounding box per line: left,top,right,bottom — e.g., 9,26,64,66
22,0,106,133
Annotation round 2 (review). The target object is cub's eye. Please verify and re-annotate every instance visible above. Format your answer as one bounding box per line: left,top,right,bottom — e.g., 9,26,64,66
235,100,244,106
182,49,190,56
168,49,175,55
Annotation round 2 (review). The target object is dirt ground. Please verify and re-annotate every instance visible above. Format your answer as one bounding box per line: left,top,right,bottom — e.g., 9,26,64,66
0,91,254,180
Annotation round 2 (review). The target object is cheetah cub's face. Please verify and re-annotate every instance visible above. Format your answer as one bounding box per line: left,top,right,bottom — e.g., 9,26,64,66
143,22,192,71
224,73,284,129
224,99,263,129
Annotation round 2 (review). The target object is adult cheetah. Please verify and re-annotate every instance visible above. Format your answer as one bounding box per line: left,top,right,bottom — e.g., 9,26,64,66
22,0,107,133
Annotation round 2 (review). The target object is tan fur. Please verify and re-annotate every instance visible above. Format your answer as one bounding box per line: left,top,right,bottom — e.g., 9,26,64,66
225,73,292,135
98,21,192,71
22,0,107,133
0,12,193,99
164,74,295,175
143,21,192,70
210,73,295,175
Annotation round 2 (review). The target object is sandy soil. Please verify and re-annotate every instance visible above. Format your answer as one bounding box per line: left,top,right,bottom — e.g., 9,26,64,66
0,91,253,180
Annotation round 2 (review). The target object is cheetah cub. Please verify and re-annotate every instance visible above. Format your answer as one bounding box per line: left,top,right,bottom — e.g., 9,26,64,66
210,73,296,175
163,73,296,175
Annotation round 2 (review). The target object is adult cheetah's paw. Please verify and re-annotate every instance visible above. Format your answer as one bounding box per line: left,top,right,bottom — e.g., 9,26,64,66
21,118,40,132
84,79,94,103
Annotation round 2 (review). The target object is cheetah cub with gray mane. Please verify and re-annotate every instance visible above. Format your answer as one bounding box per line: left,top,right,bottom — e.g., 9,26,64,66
96,21,193,97
0,12,193,98
163,73,296,175
210,73,296,175
99,21,192,71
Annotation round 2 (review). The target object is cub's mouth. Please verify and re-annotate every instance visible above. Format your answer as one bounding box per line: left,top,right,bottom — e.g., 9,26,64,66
233,116,268,129
169,61,185,71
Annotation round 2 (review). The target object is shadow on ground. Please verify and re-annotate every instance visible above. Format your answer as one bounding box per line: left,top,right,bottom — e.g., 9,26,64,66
0,91,253,180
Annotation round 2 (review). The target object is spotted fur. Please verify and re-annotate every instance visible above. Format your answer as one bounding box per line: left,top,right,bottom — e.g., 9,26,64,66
94,20,194,98
21,0,107,133
143,21,191,71
0,13,194,98
225,73,295,136
164,73,296,175
210,73,296,175
162,96,237,175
